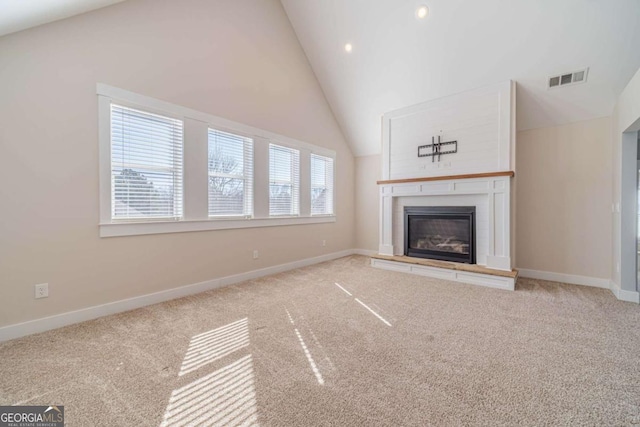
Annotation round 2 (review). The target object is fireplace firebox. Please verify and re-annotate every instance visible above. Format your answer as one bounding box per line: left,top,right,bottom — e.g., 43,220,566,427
404,206,476,264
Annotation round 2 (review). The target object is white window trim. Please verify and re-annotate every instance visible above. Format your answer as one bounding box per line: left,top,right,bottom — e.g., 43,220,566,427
99,215,336,237
98,83,335,238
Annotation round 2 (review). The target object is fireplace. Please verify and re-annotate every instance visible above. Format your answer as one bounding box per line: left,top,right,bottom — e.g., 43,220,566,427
404,206,476,264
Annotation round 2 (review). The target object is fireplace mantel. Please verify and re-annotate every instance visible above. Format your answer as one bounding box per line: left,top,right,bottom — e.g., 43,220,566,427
377,171,514,185
377,172,513,272
373,172,515,290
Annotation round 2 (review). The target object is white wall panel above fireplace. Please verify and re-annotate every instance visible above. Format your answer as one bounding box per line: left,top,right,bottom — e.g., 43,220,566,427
382,80,515,181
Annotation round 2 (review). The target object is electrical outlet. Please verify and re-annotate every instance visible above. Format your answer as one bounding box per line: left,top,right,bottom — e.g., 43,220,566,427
253,250,259,260
35,283,48,299
322,240,326,247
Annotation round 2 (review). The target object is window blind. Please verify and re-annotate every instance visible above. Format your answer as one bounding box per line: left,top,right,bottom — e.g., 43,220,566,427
208,129,253,217
310,154,334,215
111,104,183,220
269,144,300,216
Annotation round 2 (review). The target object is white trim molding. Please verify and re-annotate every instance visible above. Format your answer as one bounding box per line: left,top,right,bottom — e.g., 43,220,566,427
520,269,639,303
0,249,353,342
97,83,337,238
3,251,637,342
100,215,336,238
518,268,611,289
610,281,640,303
97,84,336,158
353,248,378,256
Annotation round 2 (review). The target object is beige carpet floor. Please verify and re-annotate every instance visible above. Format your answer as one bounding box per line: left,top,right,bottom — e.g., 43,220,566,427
1,255,640,426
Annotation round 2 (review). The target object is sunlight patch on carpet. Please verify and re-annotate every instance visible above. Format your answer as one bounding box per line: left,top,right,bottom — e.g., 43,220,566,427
334,283,392,327
162,354,258,426
334,282,353,296
285,308,324,385
179,318,250,376
355,298,392,327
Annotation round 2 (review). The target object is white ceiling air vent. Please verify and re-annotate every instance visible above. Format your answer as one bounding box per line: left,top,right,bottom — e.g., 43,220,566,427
548,68,589,89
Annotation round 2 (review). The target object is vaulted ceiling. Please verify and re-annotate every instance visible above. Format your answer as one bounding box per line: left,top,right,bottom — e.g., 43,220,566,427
0,0,126,37
2,1,639,157
281,0,640,156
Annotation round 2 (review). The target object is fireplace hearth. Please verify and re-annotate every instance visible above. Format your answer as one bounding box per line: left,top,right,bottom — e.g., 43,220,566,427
404,206,476,264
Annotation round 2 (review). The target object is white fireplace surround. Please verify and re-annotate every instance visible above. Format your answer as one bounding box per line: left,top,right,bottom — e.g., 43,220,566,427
373,81,516,290
378,174,513,271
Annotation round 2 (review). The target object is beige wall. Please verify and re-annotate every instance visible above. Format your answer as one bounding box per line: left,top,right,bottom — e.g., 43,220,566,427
355,155,381,251
0,0,355,327
516,117,612,279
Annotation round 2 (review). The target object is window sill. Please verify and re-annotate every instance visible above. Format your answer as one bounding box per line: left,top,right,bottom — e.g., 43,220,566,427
99,215,336,238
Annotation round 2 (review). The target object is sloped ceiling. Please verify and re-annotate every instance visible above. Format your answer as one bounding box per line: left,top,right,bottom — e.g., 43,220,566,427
0,0,126,37
281,0,640,156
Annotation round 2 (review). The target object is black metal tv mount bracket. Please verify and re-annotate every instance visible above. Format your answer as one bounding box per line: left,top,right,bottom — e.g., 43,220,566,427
417,135,458,162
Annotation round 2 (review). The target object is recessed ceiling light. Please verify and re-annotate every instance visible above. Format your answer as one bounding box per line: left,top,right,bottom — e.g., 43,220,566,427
344,43,353,53
416,6,429,19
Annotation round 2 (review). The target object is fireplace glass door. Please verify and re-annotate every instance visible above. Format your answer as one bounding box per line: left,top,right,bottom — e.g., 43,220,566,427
404,206,476,264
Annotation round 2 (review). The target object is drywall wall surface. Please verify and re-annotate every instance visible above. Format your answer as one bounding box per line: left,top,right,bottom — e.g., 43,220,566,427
355,155,381,251
0,0,355,327
516,117,612,280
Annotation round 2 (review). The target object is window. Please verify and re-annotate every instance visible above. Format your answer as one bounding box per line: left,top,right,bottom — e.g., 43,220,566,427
269,144,300,216
99,84,336,237
208,129,253,217
310,154,334,215
110,104,183,220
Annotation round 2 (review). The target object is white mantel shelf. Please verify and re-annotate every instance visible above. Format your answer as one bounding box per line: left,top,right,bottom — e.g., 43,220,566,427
377,171,515,185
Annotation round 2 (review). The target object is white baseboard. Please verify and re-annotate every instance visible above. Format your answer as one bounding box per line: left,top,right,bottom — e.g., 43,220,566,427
609,281,640,303
7,252,631,342
353,248,377,256
0,249,356,342
517,268,610,289
519,268,639,303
